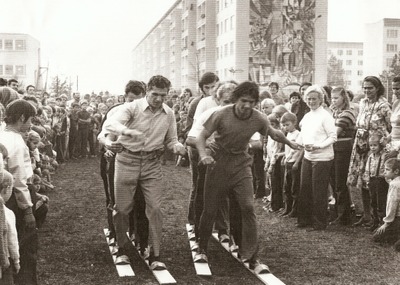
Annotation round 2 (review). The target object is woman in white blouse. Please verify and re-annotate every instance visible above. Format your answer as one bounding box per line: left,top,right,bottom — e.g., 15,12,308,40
296,85,337,230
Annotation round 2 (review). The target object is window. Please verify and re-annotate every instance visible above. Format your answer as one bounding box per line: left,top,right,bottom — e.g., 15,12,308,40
15,40,26,50
345,70,352,76
224,43,228,57
216,47,219,59
387,29,398,38
387,58,393,67
338,59,343,66
357,70,363,76
346,50,352,55
346,60,352,65
337,49,343,55
387,44,398,52
346,81,351,86
230,16,234,30
216,0,219,12
358,60,363,65
224,19,228,33
5,65,13,75
358,50,363,56
15,65,25,75
230,41,234,55
216,23,219,36
0,40,2,50
0,65,2,75
4,40,12,50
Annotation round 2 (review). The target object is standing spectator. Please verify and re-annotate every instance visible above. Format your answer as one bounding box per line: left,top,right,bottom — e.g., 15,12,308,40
269,82,284,105
0,100,37,285
296,85,337,230
75,100,91,158
330,87,356,226
68,102,80,159
291,82,311,129
7,79,18,91
66,92,80,110
348,76,391,227
26,85,35,96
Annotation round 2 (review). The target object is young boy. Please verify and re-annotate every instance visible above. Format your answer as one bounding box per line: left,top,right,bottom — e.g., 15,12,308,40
363,134,388,231
264,114,284,212
280,112,303,217
28,174,49,229
373,158,400,252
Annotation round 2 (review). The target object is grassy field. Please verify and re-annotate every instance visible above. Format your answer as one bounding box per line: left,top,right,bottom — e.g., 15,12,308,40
37,157,400,285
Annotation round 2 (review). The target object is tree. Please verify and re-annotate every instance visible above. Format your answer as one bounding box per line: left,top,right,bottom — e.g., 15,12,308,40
327,55,345,87
380,52,400,103
49,76,72,98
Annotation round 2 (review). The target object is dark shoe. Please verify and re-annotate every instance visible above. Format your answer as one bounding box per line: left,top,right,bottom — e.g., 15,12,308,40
194,248,208,263
353,217,371,227
247,259,270,274
296,222,311,228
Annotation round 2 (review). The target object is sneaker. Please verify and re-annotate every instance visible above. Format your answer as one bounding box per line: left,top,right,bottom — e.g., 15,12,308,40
115,248,130,265
194,248,208,263
219,234,230,243
249,260,270,274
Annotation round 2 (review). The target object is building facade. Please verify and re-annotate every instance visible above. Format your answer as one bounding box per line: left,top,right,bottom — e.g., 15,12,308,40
132,0,328,93
364,18,400,78
0,33,41,89
327,41,363,93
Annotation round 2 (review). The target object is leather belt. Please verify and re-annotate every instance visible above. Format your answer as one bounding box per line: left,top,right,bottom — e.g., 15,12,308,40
123,148,162,156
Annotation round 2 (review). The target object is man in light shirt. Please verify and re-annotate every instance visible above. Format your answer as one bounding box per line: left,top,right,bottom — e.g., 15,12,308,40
102,75,186,269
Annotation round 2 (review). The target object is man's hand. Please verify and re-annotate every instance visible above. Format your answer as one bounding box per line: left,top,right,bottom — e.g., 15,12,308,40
122,129,144,141
23,207,36,229
173,144,187,156
105,141,123,153
375,223,388,234
13,262,20,274
199,155,215,165
288,141,302,150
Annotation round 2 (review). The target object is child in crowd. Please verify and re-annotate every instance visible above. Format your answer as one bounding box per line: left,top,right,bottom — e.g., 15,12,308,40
280,112,302,217
264,114,284,212
285,92,301,113
363,134,389,231
373,158,400,252
28,175,49,229
0,154,20,283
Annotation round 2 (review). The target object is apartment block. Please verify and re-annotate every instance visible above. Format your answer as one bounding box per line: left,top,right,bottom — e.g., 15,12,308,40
328,41,364,92
132,0,328,93
0,33,41,88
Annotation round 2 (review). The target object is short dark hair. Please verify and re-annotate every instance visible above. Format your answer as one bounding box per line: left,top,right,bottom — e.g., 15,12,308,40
7,79,18,86
269,82,279,89
230,81,259,103
392,76,400,84
125,80,145,95
299,82,312,92
26,85,35,91
4,99,36,124
385,158,400,173
147,75,171,91
363,76,385,98
289,91,301,99
199,72,219,94
0,78,7,87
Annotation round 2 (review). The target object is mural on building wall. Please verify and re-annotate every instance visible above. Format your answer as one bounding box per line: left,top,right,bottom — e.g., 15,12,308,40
249,0,316,86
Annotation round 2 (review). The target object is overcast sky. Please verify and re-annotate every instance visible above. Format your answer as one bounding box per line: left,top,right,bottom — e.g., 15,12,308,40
1,0,399,94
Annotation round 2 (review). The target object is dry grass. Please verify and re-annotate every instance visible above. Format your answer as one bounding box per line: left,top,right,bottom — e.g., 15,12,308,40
37,158,400,285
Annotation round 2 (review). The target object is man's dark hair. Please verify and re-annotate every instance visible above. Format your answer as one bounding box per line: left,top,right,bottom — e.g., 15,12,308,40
199,72,219,94
23,95,39,105
125,80,145,95
26,85,35,91
147,75,171,91
299,82,312,91
269,82,279,90
392,76,400,84
7,79,18,86
0,78,7,87
230,81,259,103
4,99,36,124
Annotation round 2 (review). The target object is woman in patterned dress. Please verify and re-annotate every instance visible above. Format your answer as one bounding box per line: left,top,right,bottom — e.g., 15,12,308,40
348,76,392,226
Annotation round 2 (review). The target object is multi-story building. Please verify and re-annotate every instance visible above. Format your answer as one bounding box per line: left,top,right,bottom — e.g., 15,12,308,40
0,33,41,89
132,0,328,93
327,41,364,92
364,18,400,78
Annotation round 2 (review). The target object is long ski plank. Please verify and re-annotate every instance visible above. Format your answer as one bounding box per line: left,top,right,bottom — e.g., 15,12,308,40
126,233,177,284
211,233,285,285
103,228,135,277
185,224,212,276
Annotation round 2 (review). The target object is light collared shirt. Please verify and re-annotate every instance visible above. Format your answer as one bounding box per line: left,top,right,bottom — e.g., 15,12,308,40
103,97,179,152
0,130,33,209
383,176,400,223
